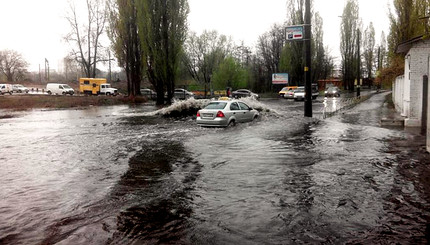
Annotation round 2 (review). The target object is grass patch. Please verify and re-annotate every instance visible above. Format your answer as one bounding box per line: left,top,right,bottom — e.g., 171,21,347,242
0,95,148,110
0,114,15,119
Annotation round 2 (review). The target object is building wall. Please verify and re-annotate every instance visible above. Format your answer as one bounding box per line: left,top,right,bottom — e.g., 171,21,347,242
408,40,430,126
393,75,405,115
404,40,430,127
428,59,430,153
428,79,430,152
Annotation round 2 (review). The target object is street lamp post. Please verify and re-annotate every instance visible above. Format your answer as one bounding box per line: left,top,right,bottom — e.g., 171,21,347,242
356,29,360,97
304,0,312,117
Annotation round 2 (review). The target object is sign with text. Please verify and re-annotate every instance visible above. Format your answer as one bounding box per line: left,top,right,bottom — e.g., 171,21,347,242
286,25,304,40
272,73,289,84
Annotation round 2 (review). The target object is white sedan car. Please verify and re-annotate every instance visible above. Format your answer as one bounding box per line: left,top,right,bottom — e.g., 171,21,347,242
294,87,305,101
196,99,259,127
12,84,29,93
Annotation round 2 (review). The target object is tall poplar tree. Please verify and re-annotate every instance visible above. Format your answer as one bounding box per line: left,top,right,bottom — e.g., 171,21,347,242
363,22,375,79
340,0,360,91
108,0,142,97
137,0,189,105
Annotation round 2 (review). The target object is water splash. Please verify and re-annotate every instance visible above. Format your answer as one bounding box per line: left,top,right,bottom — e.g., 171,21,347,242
142,97,280,118
144,98,210,117
239,97,280,114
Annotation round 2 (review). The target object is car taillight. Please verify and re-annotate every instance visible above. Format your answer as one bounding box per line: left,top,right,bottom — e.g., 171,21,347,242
197,111,200,117
216,111,225,117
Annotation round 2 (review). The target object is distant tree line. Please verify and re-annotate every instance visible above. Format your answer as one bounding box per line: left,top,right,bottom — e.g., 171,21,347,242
0,50,28,82
11,0,409,99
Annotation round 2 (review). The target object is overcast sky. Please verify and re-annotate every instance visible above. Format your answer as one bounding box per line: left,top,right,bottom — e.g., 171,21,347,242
0,0,391,72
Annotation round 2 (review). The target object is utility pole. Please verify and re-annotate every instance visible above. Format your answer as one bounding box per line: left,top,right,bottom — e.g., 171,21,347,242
39,64,41,83
108,50,112,83
356,29,360,97
45,58,50,82
304,0,312,117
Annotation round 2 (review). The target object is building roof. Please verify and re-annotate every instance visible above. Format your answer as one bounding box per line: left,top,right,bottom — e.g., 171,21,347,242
396,35,425,54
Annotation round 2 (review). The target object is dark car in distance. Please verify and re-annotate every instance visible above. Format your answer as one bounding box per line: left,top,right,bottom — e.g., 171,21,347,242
324,86,341,97
173,88,194,100
140,88,157,100
231,89,259,100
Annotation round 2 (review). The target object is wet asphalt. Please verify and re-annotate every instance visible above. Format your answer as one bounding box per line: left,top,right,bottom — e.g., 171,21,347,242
0,91,429,244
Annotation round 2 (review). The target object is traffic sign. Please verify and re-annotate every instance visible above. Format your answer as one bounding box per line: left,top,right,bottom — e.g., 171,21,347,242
286,25,304,41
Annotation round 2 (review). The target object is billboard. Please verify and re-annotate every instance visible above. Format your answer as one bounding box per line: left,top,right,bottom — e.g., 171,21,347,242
286,25,304,40
272,73,289,84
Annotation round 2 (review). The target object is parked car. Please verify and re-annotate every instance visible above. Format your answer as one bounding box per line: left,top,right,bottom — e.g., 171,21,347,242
46,83,74,95
294,85,319,101
232,89,259,100
324,86,341,97
284,89,295,99
174,88,194,100
12,84,29,93
278,86,298,98
140,88,157,100
0,84,13,95
294,87,306,101
196,99,259,127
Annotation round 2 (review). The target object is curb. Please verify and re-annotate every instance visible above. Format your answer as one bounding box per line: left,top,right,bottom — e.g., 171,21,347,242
320,92,375,119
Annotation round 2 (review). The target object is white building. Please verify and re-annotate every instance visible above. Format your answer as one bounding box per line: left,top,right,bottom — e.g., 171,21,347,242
393,36,430,152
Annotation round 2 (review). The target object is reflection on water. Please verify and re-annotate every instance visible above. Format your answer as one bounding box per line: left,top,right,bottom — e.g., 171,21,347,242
1,93,429,244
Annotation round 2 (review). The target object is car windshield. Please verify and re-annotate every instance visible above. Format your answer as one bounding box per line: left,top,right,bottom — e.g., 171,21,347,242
295,87,305,92
281,87,288,91
63,85,71,89
327,87,338,92
204,102,227,110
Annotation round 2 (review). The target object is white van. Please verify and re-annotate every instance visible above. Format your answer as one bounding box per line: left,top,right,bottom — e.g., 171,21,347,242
46,83,74,95
0,84,13,95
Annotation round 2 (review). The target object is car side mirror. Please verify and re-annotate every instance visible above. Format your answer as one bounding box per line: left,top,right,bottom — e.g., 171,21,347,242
248,107,253,111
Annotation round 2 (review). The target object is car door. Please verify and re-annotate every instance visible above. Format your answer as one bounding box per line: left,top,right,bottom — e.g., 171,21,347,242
238,102,253,122
229,102,242,122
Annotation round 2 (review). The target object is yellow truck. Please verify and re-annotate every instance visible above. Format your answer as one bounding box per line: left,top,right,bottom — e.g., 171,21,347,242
79,78,118,95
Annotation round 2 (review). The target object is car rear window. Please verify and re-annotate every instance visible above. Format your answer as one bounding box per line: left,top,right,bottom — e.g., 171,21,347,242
204,102,227,110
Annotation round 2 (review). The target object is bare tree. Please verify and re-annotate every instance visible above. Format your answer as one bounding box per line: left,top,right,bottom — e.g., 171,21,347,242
256,24,286,91
183,30,234,97
0,50,29,82
65,0,107,78
63,55,82,81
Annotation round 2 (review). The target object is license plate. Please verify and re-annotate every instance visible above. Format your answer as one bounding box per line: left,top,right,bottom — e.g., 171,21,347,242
202,113,213,117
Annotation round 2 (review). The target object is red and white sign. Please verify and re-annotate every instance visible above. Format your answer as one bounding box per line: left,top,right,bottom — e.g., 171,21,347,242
286,25,304,41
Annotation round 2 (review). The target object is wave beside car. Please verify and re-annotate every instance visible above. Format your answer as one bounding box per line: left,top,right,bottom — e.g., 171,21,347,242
196,99,259,127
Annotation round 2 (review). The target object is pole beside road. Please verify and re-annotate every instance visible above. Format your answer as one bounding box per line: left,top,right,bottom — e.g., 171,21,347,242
356,29,360,97
304,0,312,117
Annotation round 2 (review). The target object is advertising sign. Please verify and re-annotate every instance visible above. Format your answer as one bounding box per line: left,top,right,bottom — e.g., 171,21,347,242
286,25,304,40
272,73,289,84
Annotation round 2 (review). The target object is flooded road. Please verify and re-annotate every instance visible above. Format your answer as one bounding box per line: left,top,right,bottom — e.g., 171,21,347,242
1,93,429,244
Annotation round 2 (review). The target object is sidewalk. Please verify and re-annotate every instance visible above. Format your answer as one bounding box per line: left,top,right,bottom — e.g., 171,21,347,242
333,91,430,243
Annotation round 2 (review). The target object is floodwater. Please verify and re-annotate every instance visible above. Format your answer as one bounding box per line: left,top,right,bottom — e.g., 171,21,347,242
0,93,429,244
